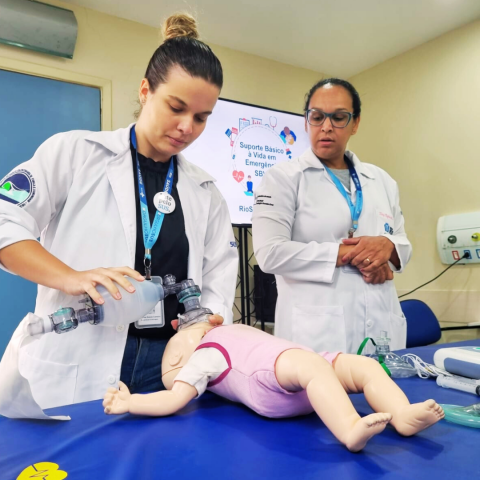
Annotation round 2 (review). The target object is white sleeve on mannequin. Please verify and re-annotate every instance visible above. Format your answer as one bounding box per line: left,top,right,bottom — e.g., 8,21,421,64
174,348,229,397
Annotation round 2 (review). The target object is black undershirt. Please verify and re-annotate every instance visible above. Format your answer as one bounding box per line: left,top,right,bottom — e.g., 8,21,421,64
129,142,189,339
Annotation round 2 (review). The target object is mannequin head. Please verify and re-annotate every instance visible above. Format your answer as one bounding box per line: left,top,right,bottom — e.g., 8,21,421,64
161,322,215,389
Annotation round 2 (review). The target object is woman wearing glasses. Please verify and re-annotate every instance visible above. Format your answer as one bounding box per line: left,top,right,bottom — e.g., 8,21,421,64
252,78,411,354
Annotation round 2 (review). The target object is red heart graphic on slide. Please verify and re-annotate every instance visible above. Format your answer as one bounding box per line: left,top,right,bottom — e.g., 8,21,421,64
233,170,245,183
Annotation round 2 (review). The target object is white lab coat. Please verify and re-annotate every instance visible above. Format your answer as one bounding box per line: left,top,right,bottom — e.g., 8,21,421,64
0,125,238,409
252,148,412,354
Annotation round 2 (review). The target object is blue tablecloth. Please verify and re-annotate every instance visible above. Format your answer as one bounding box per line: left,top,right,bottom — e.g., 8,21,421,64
2,340,479,480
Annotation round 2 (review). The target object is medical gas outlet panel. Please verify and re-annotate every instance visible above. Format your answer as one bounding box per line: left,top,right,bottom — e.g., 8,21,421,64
437,211,480,264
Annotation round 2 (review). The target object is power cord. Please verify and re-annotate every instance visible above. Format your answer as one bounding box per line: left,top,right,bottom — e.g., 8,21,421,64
398,252,468,299
400,353,451,378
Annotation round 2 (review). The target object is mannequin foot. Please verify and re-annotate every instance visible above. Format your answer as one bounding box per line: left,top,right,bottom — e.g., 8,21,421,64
345,413,392,452
392,400,445,436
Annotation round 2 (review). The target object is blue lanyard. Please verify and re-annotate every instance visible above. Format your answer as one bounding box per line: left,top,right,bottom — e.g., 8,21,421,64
130,127,174,278
324,160,363,238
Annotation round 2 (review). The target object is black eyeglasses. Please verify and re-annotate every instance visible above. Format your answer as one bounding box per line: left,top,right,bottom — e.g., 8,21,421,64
306,109,354,128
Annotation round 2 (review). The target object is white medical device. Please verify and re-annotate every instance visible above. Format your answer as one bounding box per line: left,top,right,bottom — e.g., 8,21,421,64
436,374,480,396
434,347,480,379
437,211,480,264
434,347,480,396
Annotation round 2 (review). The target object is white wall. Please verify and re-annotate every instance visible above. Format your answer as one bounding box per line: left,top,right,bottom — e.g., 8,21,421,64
348,20,480,330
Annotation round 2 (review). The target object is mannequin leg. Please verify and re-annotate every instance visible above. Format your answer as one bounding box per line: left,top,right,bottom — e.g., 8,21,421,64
332,354,444,436
275,349,391,452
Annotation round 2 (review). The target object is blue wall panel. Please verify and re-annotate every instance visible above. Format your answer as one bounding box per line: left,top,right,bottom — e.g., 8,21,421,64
0,69,101,356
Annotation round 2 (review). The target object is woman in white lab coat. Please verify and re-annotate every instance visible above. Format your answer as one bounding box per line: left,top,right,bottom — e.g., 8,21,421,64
252,78,412,354
0,14,237,409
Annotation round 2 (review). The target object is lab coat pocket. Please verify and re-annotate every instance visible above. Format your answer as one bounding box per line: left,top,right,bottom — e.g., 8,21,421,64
20,352,78,409
389,312,407,351
292,305,346,352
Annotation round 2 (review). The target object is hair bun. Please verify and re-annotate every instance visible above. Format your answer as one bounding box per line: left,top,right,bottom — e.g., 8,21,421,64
163,13,199,41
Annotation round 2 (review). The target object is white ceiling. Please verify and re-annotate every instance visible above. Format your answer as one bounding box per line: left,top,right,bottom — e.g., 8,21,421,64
62,0,480,77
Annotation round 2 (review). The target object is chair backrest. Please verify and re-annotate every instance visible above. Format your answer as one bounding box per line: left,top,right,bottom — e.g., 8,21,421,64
400,299,442,348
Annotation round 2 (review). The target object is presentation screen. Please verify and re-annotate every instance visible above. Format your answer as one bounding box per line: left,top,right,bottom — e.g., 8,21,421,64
182,98,310,225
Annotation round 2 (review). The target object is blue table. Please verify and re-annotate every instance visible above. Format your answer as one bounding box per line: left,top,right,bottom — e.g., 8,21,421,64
2,340,479,480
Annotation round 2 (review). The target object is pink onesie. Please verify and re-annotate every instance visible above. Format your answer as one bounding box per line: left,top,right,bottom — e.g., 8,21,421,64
195,324,340,418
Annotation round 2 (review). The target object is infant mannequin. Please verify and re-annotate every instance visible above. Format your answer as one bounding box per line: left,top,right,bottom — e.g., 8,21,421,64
103,323,444,452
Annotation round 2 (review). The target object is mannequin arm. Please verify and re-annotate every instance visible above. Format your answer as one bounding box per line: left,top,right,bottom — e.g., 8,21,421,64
103,381,197,416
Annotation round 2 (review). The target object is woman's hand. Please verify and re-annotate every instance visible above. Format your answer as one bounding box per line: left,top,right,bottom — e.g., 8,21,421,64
171,314,224,331
103,381,131,415
340,236,395,272
360,263,394,285
336,244,355,267
61,267,145,305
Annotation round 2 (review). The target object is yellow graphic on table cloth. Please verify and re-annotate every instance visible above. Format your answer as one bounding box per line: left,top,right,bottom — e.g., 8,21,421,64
17,462,67,479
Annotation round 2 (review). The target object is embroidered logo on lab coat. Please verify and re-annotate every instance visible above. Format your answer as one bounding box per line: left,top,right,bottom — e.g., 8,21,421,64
384,223,394,235
0,169,36,207
254,195,274,207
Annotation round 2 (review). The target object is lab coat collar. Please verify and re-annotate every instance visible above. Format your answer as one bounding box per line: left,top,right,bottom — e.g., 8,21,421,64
85,125,131,155
345,151,375,180
85,124,216,186
300,148,375,180
90,124,216,267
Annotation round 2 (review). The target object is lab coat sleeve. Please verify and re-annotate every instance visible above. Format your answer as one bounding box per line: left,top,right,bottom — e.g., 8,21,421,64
0,132,84,272
382,182,412,273
252,167,338,283
200,183,238,324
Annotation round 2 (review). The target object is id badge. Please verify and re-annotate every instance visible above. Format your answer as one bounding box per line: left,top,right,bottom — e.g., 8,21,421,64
135,299,165,329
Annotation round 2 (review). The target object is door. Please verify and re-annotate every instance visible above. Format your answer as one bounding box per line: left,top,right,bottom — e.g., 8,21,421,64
0,68,101,356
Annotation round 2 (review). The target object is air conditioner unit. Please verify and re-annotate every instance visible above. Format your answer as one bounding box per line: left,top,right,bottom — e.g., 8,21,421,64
0,0,77,59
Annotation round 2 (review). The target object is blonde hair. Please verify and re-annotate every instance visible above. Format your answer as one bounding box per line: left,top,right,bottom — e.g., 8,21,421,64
162,13,199,42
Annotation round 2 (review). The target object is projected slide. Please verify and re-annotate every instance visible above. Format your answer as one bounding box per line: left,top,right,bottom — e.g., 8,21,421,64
182,99,310,225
